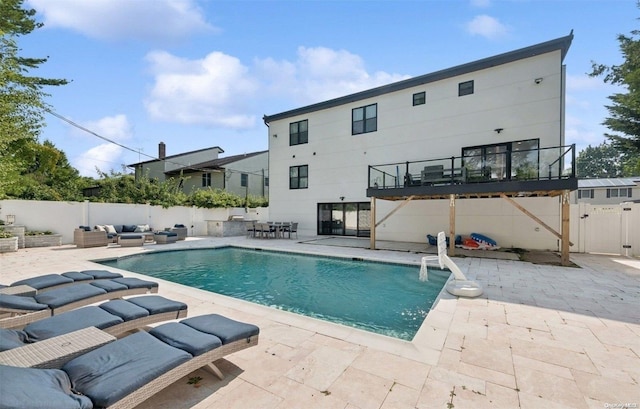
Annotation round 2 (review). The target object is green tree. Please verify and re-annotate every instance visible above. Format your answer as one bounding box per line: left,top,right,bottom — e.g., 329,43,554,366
0,0,69,198
575,142,624,178
590,14,640,157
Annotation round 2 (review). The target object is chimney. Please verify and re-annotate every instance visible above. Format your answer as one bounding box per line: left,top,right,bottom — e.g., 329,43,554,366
158,142,166,159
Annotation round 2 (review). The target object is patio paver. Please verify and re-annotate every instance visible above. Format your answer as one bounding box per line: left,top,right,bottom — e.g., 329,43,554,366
0,235,638,409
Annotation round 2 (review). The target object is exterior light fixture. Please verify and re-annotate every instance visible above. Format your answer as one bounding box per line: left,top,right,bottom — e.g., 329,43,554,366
494,128,504,134
534,78,543,84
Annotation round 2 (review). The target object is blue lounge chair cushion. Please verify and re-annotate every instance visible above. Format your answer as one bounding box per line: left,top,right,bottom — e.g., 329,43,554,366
24,306,124,341
63,331,191,408
90,279,129,292
99,299,150,320
0,328,29,351
112,277,158,291
127,295,187,315
0,365,93,409
34,284,107,309
150,322,222,356
60,271,94,282
11,274,74,290
0,293,49,311
79,269,123,280
182,314,260,344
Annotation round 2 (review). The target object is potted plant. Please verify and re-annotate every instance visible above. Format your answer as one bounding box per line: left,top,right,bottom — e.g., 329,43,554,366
24,230,63,248
0,227,18,252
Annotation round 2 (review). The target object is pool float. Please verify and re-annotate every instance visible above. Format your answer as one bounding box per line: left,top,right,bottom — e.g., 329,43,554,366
470,233,497,247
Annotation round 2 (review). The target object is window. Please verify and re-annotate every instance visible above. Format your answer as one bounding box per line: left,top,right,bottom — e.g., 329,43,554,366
607,188,632,198
202,172,211,187
264,177,269,187
578,189,594,199
240,173,248,187
458,80,474,96
289,120,308,146
289,165,308,189
462,139,539,181
413,92,425,106
352,104,377,135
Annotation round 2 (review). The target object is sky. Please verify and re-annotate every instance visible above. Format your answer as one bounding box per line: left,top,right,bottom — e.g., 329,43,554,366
18,0,636,177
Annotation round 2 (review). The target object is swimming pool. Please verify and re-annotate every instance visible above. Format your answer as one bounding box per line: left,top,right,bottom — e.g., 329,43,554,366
99,247,449,340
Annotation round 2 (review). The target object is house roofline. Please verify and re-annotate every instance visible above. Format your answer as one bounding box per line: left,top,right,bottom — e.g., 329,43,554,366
128,145,225,167
165,150,268,175
263,32,573,124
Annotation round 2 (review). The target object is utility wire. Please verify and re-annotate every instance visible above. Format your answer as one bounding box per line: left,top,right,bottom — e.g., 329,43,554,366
45,108,268,178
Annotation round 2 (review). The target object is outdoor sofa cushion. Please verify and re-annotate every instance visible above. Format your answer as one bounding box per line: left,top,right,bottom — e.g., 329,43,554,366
0,365,93,409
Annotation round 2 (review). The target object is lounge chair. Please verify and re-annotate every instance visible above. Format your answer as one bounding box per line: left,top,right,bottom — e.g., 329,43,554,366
0,279,159,329
0,295,188,351
0,270,124,295
0,314,260,409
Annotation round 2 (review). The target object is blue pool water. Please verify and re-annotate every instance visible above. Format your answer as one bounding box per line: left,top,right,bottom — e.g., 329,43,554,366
100,247,449,340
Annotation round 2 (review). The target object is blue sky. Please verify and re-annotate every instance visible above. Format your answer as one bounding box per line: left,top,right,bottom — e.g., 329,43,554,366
21,0,635,177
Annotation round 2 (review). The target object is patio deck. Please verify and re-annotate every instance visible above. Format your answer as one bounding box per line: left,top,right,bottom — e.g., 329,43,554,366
1,235,639,408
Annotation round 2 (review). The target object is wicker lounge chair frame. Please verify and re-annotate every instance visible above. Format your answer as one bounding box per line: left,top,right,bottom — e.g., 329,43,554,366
0,284,159,329
106,333,259,409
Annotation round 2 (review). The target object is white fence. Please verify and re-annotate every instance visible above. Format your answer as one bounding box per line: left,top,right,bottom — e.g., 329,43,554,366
0,200,269,245
0,199,638,257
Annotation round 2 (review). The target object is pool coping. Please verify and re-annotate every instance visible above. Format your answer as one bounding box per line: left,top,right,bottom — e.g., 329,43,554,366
92,243,456,365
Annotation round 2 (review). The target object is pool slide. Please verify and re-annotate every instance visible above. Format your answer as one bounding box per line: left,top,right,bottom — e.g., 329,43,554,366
420,231,483,298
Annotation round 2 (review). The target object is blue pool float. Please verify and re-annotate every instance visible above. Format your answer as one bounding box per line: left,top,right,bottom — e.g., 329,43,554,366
470,233,497,247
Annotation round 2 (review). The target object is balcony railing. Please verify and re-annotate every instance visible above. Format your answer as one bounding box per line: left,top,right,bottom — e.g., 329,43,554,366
368,144,576,190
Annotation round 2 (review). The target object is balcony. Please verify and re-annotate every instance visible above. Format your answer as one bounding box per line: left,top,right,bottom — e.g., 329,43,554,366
367,144,577,200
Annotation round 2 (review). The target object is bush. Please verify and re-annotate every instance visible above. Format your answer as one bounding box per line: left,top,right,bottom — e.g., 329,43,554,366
0,228,14,239
25,230,54,236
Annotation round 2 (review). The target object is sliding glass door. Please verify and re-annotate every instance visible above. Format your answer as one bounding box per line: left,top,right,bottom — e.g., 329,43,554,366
317,202,370,237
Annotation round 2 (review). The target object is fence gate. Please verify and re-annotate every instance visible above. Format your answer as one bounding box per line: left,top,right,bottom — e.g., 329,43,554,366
580,204,628,254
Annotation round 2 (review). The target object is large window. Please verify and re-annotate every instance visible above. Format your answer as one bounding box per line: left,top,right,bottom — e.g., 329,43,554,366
458,80,474,96
462,139,539,181
289,165,308,189
202,172,211,187
318,202,370,237
352,104,377,135
290,120,308,146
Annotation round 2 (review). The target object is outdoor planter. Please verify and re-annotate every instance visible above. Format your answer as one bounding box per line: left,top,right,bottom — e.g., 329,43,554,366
0,236,18,252
24,233,63,248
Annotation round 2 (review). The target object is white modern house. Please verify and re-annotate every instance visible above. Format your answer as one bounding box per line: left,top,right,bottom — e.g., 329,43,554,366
263,33,577,264
574,177,640,204
129,143,269,199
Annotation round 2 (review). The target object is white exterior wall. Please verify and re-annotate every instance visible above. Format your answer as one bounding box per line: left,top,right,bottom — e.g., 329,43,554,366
223,153,269,198
267,50,566,249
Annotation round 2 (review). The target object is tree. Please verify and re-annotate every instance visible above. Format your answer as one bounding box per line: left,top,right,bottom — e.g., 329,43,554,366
0,0,68,198
590,14,640,158
575,142,624,178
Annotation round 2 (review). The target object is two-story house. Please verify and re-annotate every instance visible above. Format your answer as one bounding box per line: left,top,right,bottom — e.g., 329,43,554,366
129,143,269,198
263,33,577,264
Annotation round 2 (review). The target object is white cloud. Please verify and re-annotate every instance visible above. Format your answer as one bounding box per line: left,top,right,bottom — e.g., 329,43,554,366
67,114,132,177
145,46,409,127
256,46,410,104
466,15,509,40
144,51,258,128
74,144,124,177
27,0,213,43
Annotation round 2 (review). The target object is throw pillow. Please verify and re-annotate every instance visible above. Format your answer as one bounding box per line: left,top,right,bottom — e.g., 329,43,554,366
135,224,151,232
104,225,117,234
95,225,106,232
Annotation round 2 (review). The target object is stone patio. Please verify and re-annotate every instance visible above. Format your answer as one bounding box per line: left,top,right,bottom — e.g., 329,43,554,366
1,235,639,408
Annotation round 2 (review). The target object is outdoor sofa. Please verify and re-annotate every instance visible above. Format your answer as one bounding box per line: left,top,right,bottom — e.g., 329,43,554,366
0,279,159,329
0,313,260,409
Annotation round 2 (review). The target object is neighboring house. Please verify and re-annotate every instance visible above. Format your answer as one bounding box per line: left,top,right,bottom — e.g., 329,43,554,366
263,33,577,261
574,177,640,204
129,143,269,198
